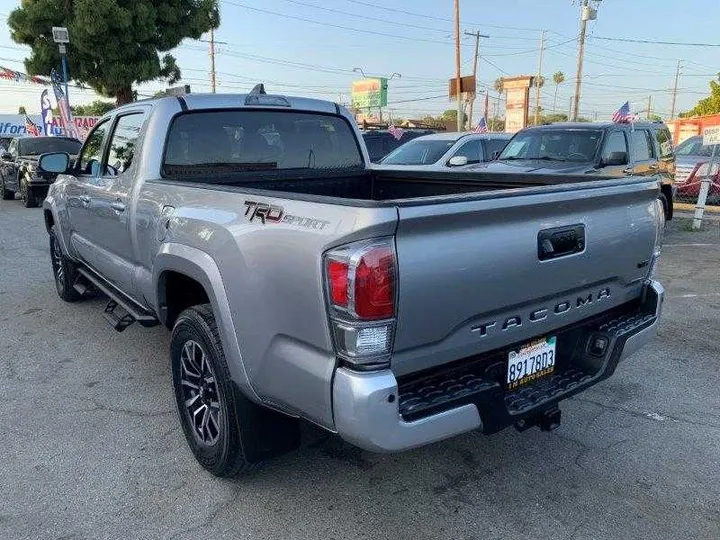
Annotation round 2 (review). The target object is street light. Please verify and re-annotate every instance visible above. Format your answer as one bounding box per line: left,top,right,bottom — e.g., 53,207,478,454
51,26,70,100
352,67,367,78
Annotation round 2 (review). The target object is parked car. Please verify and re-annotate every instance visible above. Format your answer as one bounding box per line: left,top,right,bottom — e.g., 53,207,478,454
361,128,436,163
379,132,511,169
0,136,82,207
673,135,720,204
39,91,664,477
476,122,676,219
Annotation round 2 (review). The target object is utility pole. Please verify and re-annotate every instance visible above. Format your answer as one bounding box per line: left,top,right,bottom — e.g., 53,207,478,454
465,30,489,130
209,27,217,93
200,29,226,93
454,0,462,131
534,30,546,125
647,95,652,119
670,60,681,119
572,1,597,121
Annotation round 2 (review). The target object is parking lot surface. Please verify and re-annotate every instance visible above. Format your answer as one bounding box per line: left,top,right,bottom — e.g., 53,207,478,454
1,200,718,540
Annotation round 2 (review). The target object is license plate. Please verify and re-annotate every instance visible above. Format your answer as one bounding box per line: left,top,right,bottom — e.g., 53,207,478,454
507,336,556,389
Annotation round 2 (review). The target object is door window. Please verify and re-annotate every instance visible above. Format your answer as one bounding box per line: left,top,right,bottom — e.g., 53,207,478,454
601,132,628,163
630,130,653,162
78,119,110,176
452,139,483,164
654,128,674,158
484,138,509,161
105,113,145,176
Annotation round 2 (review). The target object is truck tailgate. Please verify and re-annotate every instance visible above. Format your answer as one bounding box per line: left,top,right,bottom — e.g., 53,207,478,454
391,179,659,376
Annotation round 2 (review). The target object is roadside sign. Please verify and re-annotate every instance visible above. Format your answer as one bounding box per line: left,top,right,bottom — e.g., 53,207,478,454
448,75,476,98
52,27,69,44
351,78,388,110
703,126,720,146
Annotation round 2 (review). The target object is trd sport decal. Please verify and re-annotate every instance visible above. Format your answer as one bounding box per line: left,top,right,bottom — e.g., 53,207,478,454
243,201,331,230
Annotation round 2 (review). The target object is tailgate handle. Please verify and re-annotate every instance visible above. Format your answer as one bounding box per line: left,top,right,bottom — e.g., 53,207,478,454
538,225,585,261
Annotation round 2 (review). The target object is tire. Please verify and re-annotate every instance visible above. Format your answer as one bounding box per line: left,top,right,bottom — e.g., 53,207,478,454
1,178,13,200
49,225,82,302
658,194,668,223
171,304,256,477
20,179,38,208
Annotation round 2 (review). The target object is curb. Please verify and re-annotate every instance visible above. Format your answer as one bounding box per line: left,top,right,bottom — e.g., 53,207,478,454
675,202,720,214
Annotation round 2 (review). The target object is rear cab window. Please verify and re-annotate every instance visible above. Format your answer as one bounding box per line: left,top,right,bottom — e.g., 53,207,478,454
163,110,364,179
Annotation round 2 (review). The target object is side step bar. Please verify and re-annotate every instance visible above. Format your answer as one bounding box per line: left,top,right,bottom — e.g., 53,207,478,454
76,267,159,332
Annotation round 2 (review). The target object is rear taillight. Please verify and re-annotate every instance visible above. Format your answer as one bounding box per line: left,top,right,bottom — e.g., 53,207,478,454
324,238,397,366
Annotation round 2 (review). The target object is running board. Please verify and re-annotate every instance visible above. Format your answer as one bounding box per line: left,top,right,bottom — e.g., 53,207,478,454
76,267,159,331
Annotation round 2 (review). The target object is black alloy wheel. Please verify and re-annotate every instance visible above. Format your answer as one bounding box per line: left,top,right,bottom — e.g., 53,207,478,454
179,339,221,446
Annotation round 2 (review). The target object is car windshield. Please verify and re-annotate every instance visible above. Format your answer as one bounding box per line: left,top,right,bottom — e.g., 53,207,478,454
499,130,602,162
381,138,458,165
675,137,718,157
163,110,363,176
18,138,81,156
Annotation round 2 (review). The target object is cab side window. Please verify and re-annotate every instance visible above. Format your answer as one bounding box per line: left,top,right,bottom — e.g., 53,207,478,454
7,139,18,156
655,128,674,158
452,139,483,164
630,130,653,162
601,132,628,164
105,113,145,176
78,119,110,176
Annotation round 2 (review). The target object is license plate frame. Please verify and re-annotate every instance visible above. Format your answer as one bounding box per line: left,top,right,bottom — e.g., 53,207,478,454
506,336,556,390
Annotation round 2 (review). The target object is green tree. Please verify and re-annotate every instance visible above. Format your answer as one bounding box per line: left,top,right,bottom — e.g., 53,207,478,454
441,109,468,127
8,0,219,105
18,106,27,115
71,100,115,116
552,71,565,113
680,78,720,117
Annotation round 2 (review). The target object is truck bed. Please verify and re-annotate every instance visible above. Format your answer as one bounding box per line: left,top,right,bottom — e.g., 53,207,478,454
189,169,634,204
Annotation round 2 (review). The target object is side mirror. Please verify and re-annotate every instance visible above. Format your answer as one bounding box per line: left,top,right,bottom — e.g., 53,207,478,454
447,155,469,167
601,151,628,167
1,152,12,161
38,152,70,174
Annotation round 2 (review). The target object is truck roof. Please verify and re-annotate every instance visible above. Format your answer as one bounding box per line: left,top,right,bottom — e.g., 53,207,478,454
119,92,341,115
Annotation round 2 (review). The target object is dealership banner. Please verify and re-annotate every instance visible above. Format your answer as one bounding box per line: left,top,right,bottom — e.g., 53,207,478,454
0,114,99,138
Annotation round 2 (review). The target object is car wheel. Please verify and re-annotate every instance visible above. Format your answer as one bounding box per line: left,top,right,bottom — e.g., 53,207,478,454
49,225,82,302
171,304,257,477
20,179,38,208
1,178,13,200
658,194,668,223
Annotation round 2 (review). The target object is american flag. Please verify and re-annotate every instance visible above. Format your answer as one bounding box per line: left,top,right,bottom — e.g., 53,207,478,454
612,101,632,123
388,124,404,141
24,115,41,137
51,68,78,138
474,117,488,133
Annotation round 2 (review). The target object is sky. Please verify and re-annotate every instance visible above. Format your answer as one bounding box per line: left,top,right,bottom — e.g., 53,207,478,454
0,0,719,122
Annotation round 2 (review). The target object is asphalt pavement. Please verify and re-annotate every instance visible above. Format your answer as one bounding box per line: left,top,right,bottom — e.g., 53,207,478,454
1,199,718,540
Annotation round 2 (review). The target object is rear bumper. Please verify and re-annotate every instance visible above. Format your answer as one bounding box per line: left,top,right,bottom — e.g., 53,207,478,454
332,280,664,453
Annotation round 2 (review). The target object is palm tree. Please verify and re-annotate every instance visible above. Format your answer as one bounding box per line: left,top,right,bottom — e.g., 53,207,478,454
552,71,565,113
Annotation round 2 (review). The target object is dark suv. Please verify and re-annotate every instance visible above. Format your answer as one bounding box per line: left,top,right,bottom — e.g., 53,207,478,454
480,122,676,219
361,128,437,163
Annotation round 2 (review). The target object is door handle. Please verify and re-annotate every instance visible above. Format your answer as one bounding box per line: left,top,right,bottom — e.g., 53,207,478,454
622,167,634,175
648,164,659,170
110,200,126,213
79,195,91,206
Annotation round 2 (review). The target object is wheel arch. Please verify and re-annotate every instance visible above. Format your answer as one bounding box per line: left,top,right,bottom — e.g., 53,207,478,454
153,243,260,403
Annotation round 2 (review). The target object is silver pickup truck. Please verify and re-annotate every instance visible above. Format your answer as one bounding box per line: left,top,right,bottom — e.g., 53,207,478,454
38,89,665,477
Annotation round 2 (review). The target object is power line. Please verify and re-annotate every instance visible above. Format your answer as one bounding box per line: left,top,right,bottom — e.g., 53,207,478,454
592,36,720,47
342,0,545,32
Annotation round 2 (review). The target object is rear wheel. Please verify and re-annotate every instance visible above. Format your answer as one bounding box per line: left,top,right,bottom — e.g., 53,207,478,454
1,178,13,200
171,304,255,477
49,226,82,302
658,194,668,222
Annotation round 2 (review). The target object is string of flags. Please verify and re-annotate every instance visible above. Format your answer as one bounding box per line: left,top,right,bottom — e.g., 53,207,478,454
0,65,49,85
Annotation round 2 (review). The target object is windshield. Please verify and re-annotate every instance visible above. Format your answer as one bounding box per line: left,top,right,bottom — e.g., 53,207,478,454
675,137,717,157
18,138,81,156
381,138,457,165
163,110,363,176
499,130,602,162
